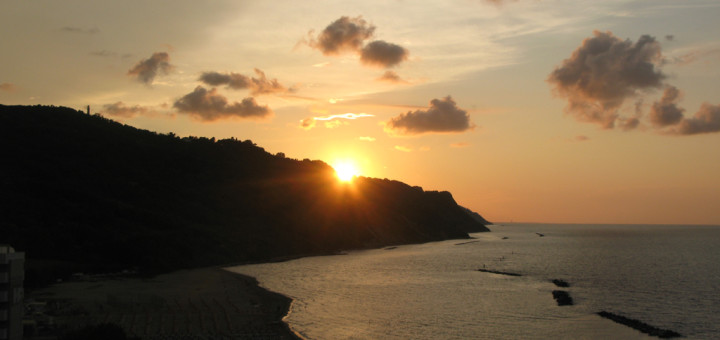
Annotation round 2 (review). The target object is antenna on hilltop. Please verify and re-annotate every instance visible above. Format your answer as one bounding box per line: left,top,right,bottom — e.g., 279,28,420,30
87,105,90,115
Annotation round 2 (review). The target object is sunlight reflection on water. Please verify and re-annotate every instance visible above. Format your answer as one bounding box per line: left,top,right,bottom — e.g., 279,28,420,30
229,224,720,339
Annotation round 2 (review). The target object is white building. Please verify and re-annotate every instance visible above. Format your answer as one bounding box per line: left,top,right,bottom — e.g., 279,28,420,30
0,245,24,340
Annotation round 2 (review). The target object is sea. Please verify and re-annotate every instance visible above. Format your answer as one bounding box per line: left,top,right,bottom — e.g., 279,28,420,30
228,224,720,339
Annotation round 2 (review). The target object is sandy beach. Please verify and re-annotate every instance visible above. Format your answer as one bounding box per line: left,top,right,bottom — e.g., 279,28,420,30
26,266,301,339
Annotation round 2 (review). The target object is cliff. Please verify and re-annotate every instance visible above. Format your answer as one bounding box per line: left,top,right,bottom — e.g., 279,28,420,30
0,104,489,283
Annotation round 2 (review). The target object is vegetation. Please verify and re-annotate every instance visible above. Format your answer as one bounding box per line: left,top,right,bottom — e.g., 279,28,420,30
1,105,489,285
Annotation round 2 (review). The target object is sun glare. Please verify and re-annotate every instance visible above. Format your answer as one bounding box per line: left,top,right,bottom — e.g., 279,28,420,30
333,161,360,182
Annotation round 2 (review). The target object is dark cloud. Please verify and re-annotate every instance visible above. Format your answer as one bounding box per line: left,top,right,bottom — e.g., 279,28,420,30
103,101,148,118
0,83,16,92
649,86,684,127
385,96,474,135
173,86,272,121
127,52,173,85
377,71,407,83
665,35,674,41
548,31,665,129
361,40,409,68
60,26,99,34
198,69,287,95
310,16,375,55
672,104,720,135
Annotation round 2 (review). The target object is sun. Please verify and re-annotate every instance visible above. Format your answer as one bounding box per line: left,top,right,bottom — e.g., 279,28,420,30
332,161,360,182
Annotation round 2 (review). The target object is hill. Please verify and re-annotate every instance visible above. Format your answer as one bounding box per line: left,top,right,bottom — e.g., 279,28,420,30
0,104,489,284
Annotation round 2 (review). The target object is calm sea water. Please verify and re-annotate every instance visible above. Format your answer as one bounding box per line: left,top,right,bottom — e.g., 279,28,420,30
229,224,720,339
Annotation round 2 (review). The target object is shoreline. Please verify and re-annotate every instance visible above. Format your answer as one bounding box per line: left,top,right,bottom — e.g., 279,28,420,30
26,266,301,339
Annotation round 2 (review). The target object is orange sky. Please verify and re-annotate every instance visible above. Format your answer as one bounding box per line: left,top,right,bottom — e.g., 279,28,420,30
2,0,720,224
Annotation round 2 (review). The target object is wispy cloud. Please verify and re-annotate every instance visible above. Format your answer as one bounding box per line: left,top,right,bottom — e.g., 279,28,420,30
394,145,412,152
90,50,133,59
198,69,289,95
102,101,149,118
377,70,409,84
0,83,17,92
299,112,374,130
59,26,99,34
359,136,376,142
450,142,470,148
313,113,374,121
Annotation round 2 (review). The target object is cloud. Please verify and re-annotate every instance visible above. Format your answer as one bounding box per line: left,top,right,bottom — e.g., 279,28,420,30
309,16,375,55
0,83,16,92
300,117,316,130
574,135,590,142
127,52,173,85
324,120,346,129
385,96,474,135
90,50,133,59
307,16,409,68
394,145,412,152
483,0,518,6
665,35,675,41
299,113,374,130
60,26,99,34
547,31,666,129
313,113,374,121
649,86,684,127
672,103,720,135
618,116,641,131
359,136,376,142
102,101,149,118
667,47,720,66
450,142,470,148
198,69,288,95
361,40,409,68
173,86,272,121
377,70,408,83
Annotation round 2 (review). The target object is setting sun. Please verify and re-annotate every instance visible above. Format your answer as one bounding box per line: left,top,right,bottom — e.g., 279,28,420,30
332,161,360,182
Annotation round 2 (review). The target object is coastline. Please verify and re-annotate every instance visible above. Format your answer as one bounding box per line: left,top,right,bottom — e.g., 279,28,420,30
26,266,301,339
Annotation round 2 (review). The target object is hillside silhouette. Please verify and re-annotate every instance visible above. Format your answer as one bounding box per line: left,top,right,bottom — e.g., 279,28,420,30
0,104,489,284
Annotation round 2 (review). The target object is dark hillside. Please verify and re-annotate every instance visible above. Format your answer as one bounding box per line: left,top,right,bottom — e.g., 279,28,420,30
0,105,489,284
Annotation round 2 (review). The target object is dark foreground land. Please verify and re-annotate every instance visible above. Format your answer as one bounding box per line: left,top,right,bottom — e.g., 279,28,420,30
1,104,489,287
27,267,300,339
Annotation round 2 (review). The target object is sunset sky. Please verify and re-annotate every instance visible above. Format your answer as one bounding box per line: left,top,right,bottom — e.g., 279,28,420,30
2,0,719,225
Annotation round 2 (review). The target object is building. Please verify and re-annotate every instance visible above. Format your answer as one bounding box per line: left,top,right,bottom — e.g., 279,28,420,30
0,246,24,340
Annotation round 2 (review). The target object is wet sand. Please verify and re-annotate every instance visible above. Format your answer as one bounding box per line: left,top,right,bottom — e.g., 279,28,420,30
27,266,301,339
